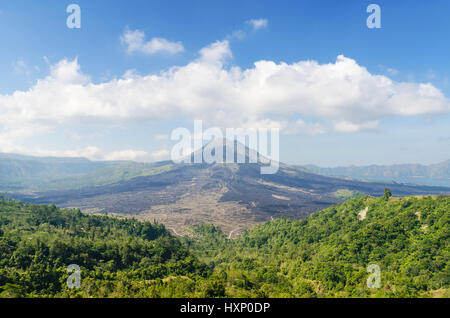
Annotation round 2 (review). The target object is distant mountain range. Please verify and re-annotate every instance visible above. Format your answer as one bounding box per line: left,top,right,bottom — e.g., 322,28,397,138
302,160,450,187
0,152,173,191
3,144,449,236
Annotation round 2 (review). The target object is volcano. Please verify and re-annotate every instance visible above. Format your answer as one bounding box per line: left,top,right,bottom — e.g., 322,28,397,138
9,139,450,236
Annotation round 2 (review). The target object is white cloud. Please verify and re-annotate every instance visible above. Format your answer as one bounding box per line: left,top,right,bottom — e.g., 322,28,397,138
1,40,450,158
229,29,246,40
62,146,103,159
154,134,169,141
334,120,379,133
287,120,327,135
387,68,399,76
198,40,232,64
12,59,27,73
12,59,40,79
247,19,268,30
151,149,170,161
0,142,148,162
378,64,399,76
103,149,148,161
120,28,184,55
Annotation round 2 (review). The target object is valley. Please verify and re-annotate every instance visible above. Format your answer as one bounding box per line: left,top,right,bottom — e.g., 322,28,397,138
6,155,450,235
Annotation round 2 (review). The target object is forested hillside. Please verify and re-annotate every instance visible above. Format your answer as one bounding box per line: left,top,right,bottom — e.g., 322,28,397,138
0,194,210,297
0,193,448,298
186,194,449,297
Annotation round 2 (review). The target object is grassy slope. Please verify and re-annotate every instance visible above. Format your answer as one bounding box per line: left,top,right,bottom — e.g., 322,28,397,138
43,162,175,190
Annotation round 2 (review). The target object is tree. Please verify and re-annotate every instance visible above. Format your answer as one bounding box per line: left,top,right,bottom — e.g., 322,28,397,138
383,188,392,200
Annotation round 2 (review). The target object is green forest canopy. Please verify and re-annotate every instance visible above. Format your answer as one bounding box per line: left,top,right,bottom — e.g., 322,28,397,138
0,193,448,298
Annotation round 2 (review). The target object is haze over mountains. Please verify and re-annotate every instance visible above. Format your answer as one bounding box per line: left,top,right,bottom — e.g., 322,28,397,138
2,143,449,236
0,152,172,192
302,160,450,187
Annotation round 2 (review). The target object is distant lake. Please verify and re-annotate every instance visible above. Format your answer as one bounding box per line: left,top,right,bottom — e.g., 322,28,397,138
363,177,450,188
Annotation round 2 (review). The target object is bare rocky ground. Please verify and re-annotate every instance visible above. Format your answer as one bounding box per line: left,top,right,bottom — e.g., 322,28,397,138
13,160,450,235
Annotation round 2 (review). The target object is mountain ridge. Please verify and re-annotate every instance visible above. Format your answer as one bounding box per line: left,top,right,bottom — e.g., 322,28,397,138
2,145,449,236
302,159,450,187
9,159,450,236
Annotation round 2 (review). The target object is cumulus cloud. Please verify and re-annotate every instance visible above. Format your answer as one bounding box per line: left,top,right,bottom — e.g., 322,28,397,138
0,143,148,161
1,40,449,158
58,146,100,158
247,19,268,30
286,120,327,135
103,149,148,161
151,149,170,161
120,28,184,55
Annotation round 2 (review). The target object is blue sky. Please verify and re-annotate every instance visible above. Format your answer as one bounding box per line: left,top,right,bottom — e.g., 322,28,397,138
0,0,449,166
